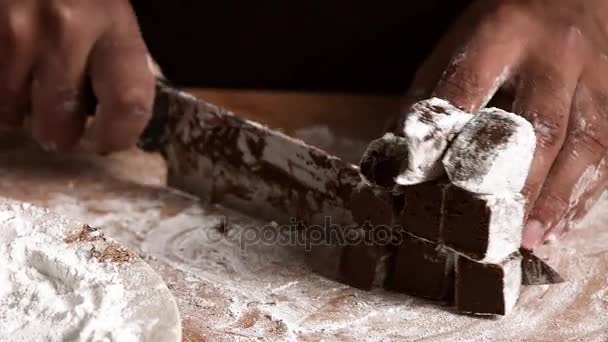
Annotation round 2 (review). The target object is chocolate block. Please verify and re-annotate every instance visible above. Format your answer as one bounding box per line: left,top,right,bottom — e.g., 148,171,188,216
340,184,396,290
399,180,449,242
308,244,344,281
396,98,473,185
455,254,522,315
349,183,395,227
443,108,535,194
339,242,392,290
359,133,408,189
389,236,455,301
443,186,524,263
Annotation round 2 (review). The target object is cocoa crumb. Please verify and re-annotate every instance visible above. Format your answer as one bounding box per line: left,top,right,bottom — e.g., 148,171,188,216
214,218,230,234
91,242,136,263
64,224,105,244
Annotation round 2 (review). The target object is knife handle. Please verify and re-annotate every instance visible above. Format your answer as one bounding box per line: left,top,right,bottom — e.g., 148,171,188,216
83,78,173,153
137,80,173,152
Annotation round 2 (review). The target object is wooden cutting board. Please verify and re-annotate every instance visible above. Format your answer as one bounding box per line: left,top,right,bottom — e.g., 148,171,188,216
0,90,605,341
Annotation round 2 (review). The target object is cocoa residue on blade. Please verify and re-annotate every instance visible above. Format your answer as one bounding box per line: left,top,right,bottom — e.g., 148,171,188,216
164,96,360,224
520,248,565,285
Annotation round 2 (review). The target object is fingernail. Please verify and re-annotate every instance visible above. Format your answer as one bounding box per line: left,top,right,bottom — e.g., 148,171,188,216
544,233,559,244
543,229,568,244
522,219,545,248
547,227,569,242
544,220,566,244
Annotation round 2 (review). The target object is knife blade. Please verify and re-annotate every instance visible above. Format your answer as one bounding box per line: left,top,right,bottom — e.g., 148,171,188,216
140,81,361,227
520,248,565,285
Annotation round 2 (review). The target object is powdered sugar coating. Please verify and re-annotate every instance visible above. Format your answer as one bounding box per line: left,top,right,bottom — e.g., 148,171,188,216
455,254,522,316
502,255,523,316
443,191,525,263
396,98,473,185
483,192,525,264
359,132,409,188
443,108,536,194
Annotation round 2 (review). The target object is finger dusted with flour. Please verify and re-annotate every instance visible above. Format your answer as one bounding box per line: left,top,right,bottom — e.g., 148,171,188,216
523,80,608,246
0,0,154,153
443,108,536,194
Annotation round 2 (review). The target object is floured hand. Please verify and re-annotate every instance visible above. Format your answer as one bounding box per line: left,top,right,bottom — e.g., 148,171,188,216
400,0,608,247
0,0,155,154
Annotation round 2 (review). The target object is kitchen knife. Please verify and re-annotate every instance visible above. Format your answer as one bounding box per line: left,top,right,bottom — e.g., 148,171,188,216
137,81,564,285
140,81,361,227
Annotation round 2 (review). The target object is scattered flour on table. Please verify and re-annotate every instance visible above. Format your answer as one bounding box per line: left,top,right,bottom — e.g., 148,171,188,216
0,200,179,342
42,187,608,341
9,124,604,341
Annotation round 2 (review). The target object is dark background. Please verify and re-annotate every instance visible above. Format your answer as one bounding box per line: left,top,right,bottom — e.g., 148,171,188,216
131,1,471,94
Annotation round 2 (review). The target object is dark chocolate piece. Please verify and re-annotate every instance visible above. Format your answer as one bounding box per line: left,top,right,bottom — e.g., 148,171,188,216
442,186,523,263
396,98,473,185
339,243,392,290
349,184,395,227
359,133,408,189
442,108,535,194
340,184,396,290
455,255,522,315
399,180,449,242
308,244,345,281
389,235,455,301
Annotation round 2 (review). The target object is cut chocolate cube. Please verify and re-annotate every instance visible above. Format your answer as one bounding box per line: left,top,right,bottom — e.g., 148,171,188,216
340,184,396,290
396,98,473,185
359,133,409,189
349,183,395,227
443,108,535,194
308,244,344,281
339,242,392,290
389,235,455,301
443,186,524,263
455,254,522,315
399,179,449,242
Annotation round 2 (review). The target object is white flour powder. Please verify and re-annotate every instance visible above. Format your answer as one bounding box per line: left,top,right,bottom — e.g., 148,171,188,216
42,189,608,341
0,200,180,342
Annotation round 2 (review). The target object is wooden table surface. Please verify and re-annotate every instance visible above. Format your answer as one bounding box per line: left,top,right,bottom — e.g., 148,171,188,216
0,89,606,341
187,88,402,139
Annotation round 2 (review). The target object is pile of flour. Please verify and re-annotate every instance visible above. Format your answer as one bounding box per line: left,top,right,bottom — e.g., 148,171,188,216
0,200,180,342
